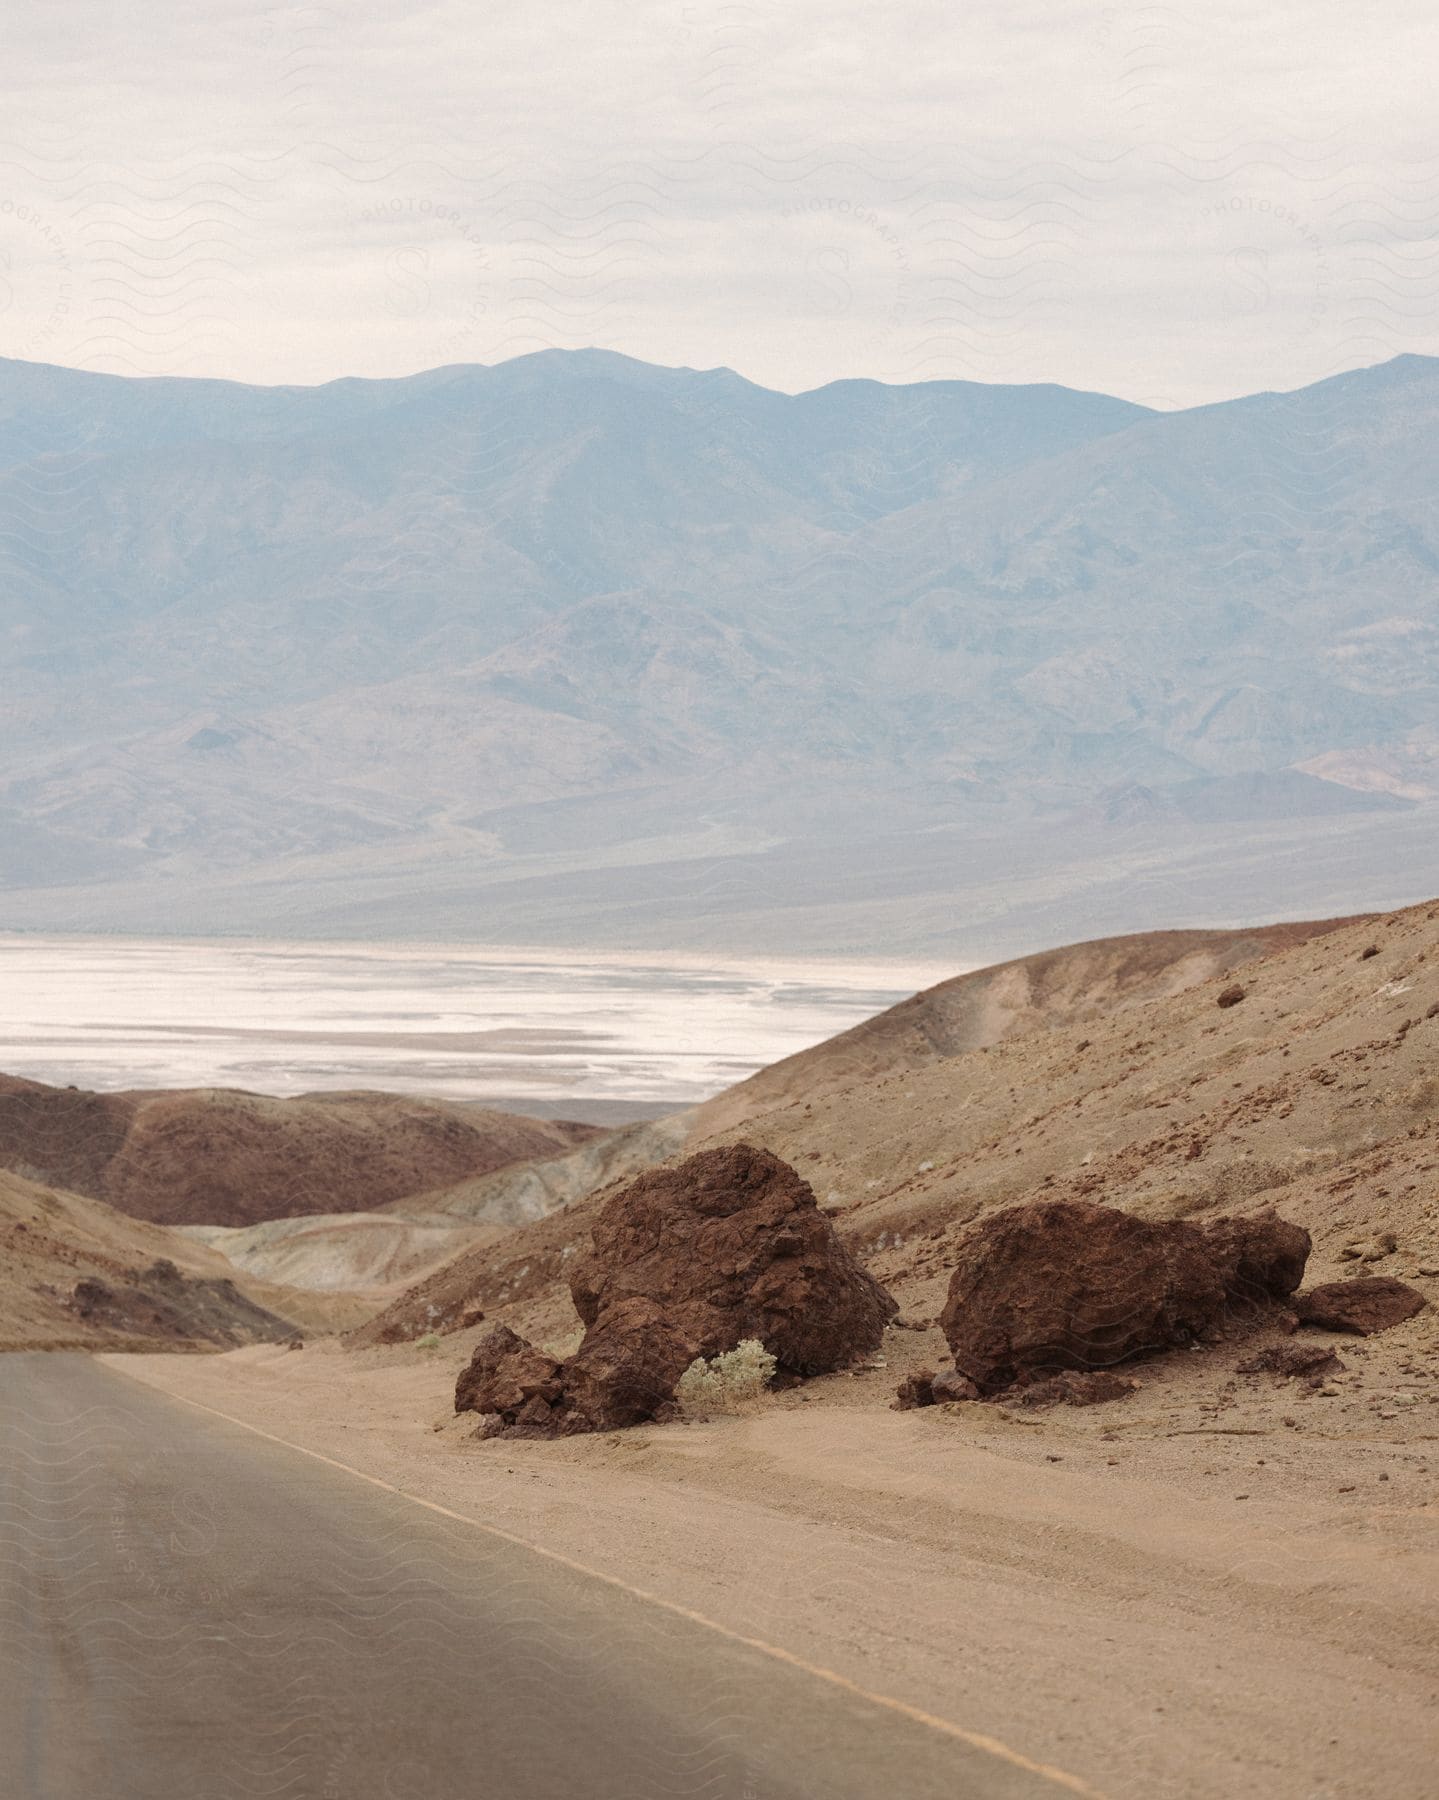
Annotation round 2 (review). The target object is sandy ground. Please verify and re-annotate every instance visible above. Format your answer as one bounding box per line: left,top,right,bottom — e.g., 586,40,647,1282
112,1329,1439,1800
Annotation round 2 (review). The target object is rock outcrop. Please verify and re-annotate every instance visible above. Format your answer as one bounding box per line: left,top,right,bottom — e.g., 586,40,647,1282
937,1199,1310,1394
553,1298,697,1432
569,1143,897,1376
456,1145,897,1438
1295,1277,1426,1336
59,1257,298,1348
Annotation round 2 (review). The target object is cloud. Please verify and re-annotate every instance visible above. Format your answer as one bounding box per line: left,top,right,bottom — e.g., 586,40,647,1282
0,0,1434,401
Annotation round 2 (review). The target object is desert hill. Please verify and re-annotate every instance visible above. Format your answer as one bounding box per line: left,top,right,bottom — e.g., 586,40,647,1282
0,1075,602,1228
695,915,1362,1137
350,898,1439,1350
0,1165,319,1350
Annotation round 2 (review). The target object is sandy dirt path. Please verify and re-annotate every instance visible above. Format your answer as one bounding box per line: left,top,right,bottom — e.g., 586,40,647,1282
110,1341,1439,1800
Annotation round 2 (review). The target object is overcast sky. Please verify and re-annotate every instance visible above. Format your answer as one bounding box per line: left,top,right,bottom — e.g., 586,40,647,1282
1,1,1434,404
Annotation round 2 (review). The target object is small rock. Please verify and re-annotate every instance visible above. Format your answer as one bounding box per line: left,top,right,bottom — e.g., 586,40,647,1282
931,1366,982,1404
1297,1277,1427,1336
1346,1232,1398,1264
891,1369,937,1410
1009,1369,1140,1408
1216,984,1247,1008
1237,1342,1343,1380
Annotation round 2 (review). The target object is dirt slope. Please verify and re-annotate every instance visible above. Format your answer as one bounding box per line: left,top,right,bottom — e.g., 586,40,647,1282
694,916,1363,1138
353,900,1437,1352
0,1166,321,1349
0,1075,604,1227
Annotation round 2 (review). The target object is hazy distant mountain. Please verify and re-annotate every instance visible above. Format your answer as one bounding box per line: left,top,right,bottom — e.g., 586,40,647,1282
2,348,1436,956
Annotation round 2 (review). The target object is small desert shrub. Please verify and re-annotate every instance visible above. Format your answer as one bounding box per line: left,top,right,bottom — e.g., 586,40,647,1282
676,1339,777,1416
415,1332,443,1351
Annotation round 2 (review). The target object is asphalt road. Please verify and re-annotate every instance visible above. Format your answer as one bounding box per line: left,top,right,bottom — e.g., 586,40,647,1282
0,1354,1083,1800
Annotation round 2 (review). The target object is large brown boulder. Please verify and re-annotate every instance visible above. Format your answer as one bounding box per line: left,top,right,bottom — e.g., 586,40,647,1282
1296,1277,1426,1336
455,1303,697,1440
569,1143,897,1376
454,1141,898,1442
939,1199,1231,1393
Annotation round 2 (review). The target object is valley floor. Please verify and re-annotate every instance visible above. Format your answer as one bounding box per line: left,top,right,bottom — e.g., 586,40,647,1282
112,1332,1439,1800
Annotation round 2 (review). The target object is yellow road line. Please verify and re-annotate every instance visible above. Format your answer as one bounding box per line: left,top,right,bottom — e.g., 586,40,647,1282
108,1365,1109,1799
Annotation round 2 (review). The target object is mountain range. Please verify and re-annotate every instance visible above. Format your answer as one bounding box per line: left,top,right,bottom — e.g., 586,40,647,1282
2,347,1437,956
